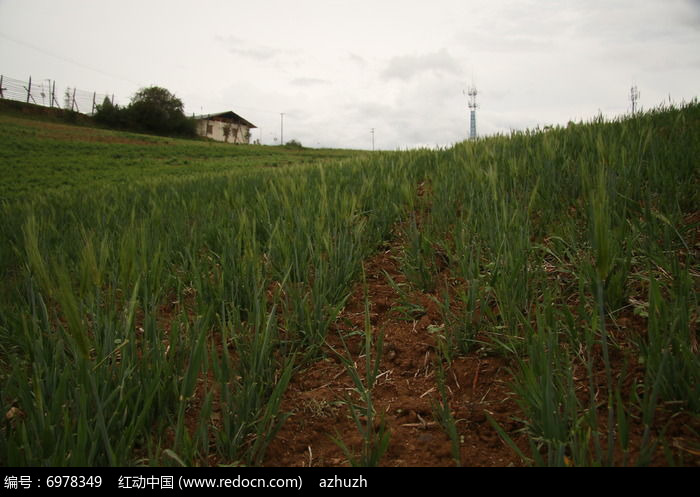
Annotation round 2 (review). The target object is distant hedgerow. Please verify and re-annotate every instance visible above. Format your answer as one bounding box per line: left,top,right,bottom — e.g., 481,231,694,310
95,86,196,138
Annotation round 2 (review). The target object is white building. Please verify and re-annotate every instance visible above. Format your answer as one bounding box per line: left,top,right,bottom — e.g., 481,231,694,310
195,111,256,144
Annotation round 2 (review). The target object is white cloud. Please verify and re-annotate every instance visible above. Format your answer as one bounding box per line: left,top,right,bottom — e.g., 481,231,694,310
381,49,463,81
290,77,331,87
214,35,287,61
0,0,698,149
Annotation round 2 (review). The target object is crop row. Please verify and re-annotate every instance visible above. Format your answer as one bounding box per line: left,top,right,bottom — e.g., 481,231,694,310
0,101,698,466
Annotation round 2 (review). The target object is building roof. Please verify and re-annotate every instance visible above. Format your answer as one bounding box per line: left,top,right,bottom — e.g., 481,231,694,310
194,111,256,129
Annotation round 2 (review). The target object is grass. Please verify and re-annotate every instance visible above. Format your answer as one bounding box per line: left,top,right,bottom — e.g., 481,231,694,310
329,279,391,467
0,99,698,466
0,111,362,200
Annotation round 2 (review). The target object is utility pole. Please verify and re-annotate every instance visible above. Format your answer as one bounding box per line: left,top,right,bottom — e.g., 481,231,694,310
51,81,58,108
280,113,285,146
371,128,375,151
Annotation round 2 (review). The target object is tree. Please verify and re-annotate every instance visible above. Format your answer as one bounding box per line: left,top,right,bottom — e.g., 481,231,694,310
94,96,124,128
93,85,197,137
126,86,196,136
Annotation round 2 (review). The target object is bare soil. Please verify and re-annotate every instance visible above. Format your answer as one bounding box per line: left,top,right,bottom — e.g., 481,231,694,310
262,237,700,467
264,239,528,467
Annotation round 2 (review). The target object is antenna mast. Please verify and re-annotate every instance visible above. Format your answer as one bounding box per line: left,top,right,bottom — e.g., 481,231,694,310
630,85,640,114
464,84,478,140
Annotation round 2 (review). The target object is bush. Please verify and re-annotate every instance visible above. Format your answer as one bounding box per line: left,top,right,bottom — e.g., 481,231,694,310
94,97,126,128
94,86,196,138
285,139,303,148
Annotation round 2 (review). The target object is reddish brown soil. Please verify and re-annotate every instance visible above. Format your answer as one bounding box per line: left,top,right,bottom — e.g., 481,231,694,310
261,237,700,467
176,201,700,467
263,240,528,467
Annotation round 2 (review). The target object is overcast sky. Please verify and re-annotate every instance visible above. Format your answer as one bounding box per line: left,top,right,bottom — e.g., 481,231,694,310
1,0,699,149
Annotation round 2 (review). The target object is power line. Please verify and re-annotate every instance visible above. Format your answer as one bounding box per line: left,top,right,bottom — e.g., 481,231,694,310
0,72,114,112
1,32,296,118
0,32,142,87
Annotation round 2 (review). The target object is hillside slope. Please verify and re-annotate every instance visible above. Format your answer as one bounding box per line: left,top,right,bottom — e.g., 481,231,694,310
0,101,698,467
0,108,363,200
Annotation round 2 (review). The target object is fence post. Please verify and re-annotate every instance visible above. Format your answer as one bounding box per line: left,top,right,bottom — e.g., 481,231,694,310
0,75,4,98
51,81,58,108
26,76,32,103
92,91,96,114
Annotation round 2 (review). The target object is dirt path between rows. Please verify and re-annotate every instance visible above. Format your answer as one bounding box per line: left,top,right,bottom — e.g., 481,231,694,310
263,238,526,467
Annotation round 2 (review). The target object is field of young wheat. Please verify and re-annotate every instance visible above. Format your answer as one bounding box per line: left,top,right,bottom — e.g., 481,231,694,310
0,102,697,466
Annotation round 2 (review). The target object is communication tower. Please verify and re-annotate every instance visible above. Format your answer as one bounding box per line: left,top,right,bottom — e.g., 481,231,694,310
466,85,478,140
630,85,640,114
